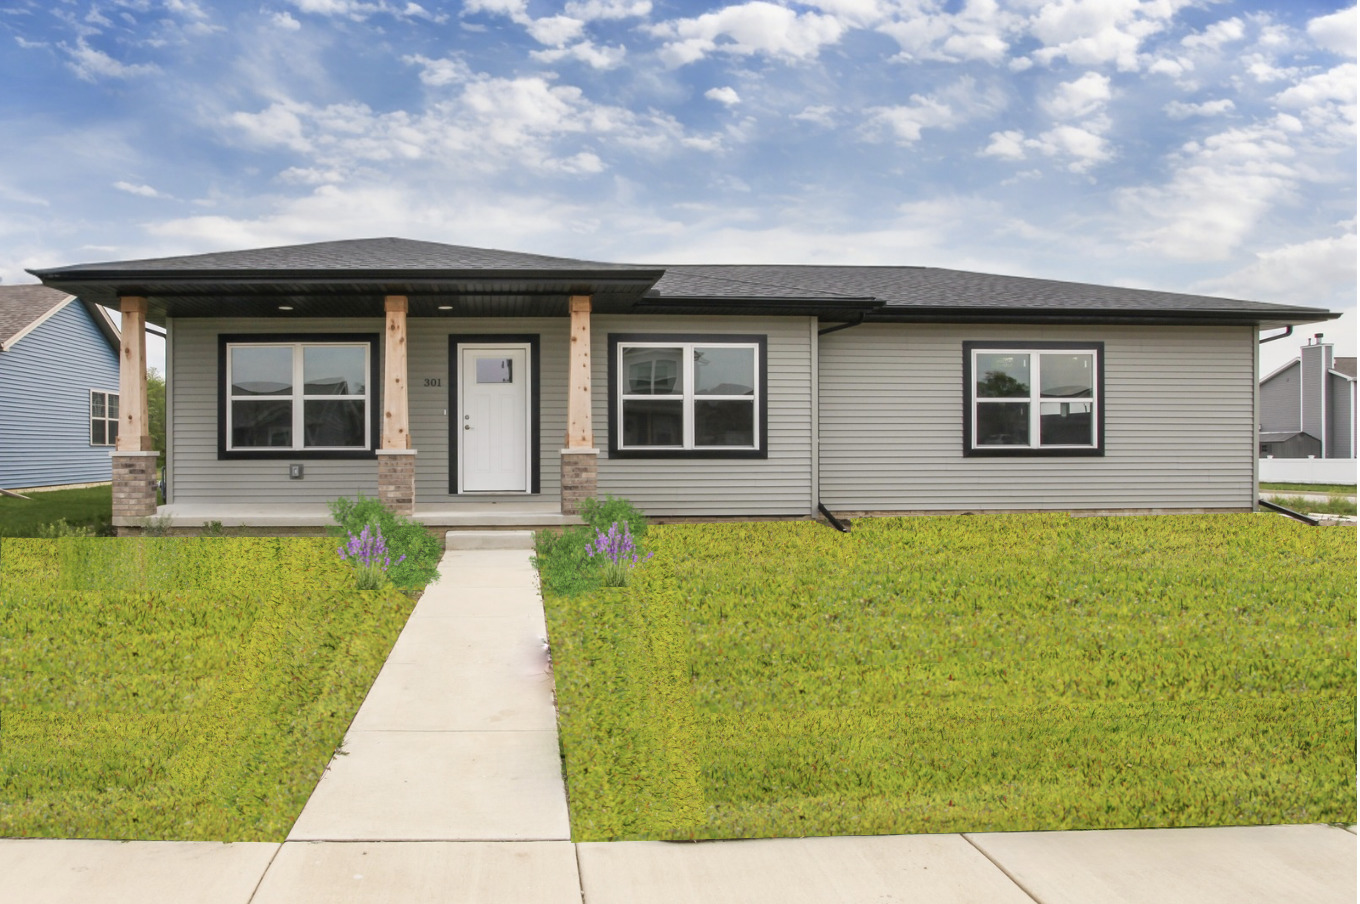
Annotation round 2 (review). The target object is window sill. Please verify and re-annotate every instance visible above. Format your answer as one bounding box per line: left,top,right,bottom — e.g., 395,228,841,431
965,447,1104,458
220,449,377,461
609,448,768,460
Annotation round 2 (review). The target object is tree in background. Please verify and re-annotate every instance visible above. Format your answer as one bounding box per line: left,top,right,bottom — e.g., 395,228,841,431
147,367,166,470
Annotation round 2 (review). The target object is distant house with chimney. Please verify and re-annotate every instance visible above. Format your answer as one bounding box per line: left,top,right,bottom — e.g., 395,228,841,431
1259,333,1357,460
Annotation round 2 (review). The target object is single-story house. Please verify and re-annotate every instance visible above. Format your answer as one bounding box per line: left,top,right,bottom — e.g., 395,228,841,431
28,237,1339,531
1259,335,1356,460
0,284,121,492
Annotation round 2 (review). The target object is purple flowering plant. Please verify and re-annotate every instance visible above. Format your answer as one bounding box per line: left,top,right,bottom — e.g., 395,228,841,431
585,520,653,587
337,523,406,590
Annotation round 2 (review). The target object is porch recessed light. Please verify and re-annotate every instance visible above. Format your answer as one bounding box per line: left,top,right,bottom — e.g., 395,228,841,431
437,305,453,311
278,305,294,311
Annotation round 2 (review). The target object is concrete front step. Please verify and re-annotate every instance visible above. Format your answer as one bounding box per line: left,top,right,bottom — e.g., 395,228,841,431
445,530,536,550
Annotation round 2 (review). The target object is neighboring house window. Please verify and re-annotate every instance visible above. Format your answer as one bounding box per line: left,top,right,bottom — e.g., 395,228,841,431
963,342,1104,456
218,334,380,459
91,390,119,446
608,333,767,458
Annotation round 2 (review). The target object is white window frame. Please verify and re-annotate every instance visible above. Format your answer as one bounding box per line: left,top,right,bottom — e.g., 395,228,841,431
225,341,371,452
970,347,1099,451
616,340,761,452
90,389,119,447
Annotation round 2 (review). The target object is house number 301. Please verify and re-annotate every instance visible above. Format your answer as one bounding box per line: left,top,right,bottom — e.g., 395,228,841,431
424,378,441,387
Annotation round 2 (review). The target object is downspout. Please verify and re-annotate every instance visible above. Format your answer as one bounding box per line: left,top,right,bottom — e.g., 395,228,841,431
815,315,868,532
1258,497,1320,526
1258,326,1293,344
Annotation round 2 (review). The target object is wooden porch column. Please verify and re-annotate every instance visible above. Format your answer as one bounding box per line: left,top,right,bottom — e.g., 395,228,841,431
561,294,597,516
378,295,416,515
112,295,158,527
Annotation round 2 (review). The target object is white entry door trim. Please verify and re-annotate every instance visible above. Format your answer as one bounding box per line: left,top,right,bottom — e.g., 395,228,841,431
456,343,533,493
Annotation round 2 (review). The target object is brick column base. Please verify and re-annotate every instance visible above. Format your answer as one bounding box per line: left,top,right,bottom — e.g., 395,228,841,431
377,450,417,516
112,451,159,521
560,448,599,516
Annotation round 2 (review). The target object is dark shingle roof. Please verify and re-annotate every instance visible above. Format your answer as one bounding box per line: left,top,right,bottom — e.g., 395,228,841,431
1335,357,1357,380
1259,431,1311,444
0,284,74,348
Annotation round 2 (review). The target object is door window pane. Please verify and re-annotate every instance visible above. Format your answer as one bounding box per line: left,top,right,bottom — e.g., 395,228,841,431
304,346,366,395
476,357,514,384
694,347,755,395
1040,402,1093,446
976,353,1030,398
695,400,755,446
622,399,684,446
232,400,292,447
976,402,1029,445
304,400,366,447
1040,354,1093,399
624,347,682,394
232,347,293,396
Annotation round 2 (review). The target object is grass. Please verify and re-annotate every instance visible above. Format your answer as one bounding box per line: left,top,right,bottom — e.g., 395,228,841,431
543,513,1357,842
1267,496,1357,517
0,486,114,537
0,537,414,841
1260,482,1356,496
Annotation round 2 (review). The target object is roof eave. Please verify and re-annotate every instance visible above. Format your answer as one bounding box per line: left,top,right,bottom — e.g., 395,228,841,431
862,307,1341,328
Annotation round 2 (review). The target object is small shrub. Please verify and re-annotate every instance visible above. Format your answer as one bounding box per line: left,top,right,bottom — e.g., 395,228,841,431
337,524,406,590
201,521,226,537
586,521,653,587
580,495,647,540
34,519,96,538
327,495,441,591
534,526,598,597
141,514,174,537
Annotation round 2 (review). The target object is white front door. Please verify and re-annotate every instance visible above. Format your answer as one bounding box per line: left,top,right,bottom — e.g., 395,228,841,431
458,345,531,493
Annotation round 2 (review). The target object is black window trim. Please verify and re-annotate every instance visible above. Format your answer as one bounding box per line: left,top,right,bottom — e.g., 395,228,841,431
217,332,381,460
963,340,1106,457
447,334,542,495
607,332,769,460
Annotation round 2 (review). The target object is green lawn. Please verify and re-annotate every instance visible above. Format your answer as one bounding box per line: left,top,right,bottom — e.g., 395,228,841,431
1267,496,1357,517
0,486,114,537
0,537,413,841
543,514,1357,842
1260,482,1356,496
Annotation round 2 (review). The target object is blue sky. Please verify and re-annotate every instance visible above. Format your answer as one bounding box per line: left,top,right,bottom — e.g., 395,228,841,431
1,0,1354,375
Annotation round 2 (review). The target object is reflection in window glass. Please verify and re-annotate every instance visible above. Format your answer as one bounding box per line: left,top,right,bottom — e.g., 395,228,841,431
304,400,366,447
622,399,684,446
1040,402,1093,446
976,402,1029,446
624,347,682,394
976,353,1030,398
1040,354,1093,399
695,400,755,445
108,394,118,418
304,346,367,395
91,393,105,418
92,420,106,445
232,400,292,447
694,347,755,395
476,357,513,384
231,346,293,395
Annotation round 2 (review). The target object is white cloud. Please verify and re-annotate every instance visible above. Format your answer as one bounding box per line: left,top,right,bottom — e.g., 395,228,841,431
705,86,741,106
62,39,159,82
1164,98,1235,120
406,54,472,87
1029,0,1189,71
1307,6,1357,59
1181,17,1244,50
531,41,627,69
792,104,835,127
270,11,302,30
563,0,651,21
113,181,168,198
878,0,1019,65
980,124,1111,172
981,129,1027,160
525,14,585,46
1272,63,1358,127
650,2,846,66
1193,230,1358,307
862,96,958,144
1042,72,1110,119
287,0,381,17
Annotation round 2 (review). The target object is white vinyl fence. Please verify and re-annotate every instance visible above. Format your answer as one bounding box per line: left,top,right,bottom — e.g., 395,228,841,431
1260,458,1357,485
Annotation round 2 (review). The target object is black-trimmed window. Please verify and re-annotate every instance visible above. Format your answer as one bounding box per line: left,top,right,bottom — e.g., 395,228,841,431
608,333,767,458
964,342,1104,456
91,390,119,447
218,334,380,459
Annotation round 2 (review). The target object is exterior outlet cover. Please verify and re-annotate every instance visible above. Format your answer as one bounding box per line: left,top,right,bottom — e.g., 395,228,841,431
289,464,304,479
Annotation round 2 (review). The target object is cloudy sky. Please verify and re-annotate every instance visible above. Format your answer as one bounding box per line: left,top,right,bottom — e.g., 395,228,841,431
1,0,1354,374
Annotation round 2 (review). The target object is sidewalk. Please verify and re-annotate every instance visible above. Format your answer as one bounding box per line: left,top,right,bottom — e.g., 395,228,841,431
2,538,1354,903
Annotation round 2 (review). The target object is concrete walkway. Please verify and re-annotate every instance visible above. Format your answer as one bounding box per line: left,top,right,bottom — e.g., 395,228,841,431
3,538,1355,903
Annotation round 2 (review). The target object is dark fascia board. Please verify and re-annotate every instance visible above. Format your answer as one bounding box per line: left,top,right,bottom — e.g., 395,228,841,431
858,306,1341,328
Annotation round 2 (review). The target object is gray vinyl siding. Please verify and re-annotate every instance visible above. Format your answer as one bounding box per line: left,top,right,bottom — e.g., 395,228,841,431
1259,362,1301,433
410,318,568,504
1300,346,1325,446
819,323,1257,511
1328,373,1354,459
168,318,382,504
594,315,815,516
0,301,119,489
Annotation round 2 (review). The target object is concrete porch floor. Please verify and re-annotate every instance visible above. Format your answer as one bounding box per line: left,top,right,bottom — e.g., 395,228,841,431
147,501,582,529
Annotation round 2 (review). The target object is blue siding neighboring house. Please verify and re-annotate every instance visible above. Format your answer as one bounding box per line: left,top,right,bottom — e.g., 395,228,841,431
0,285,121,490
